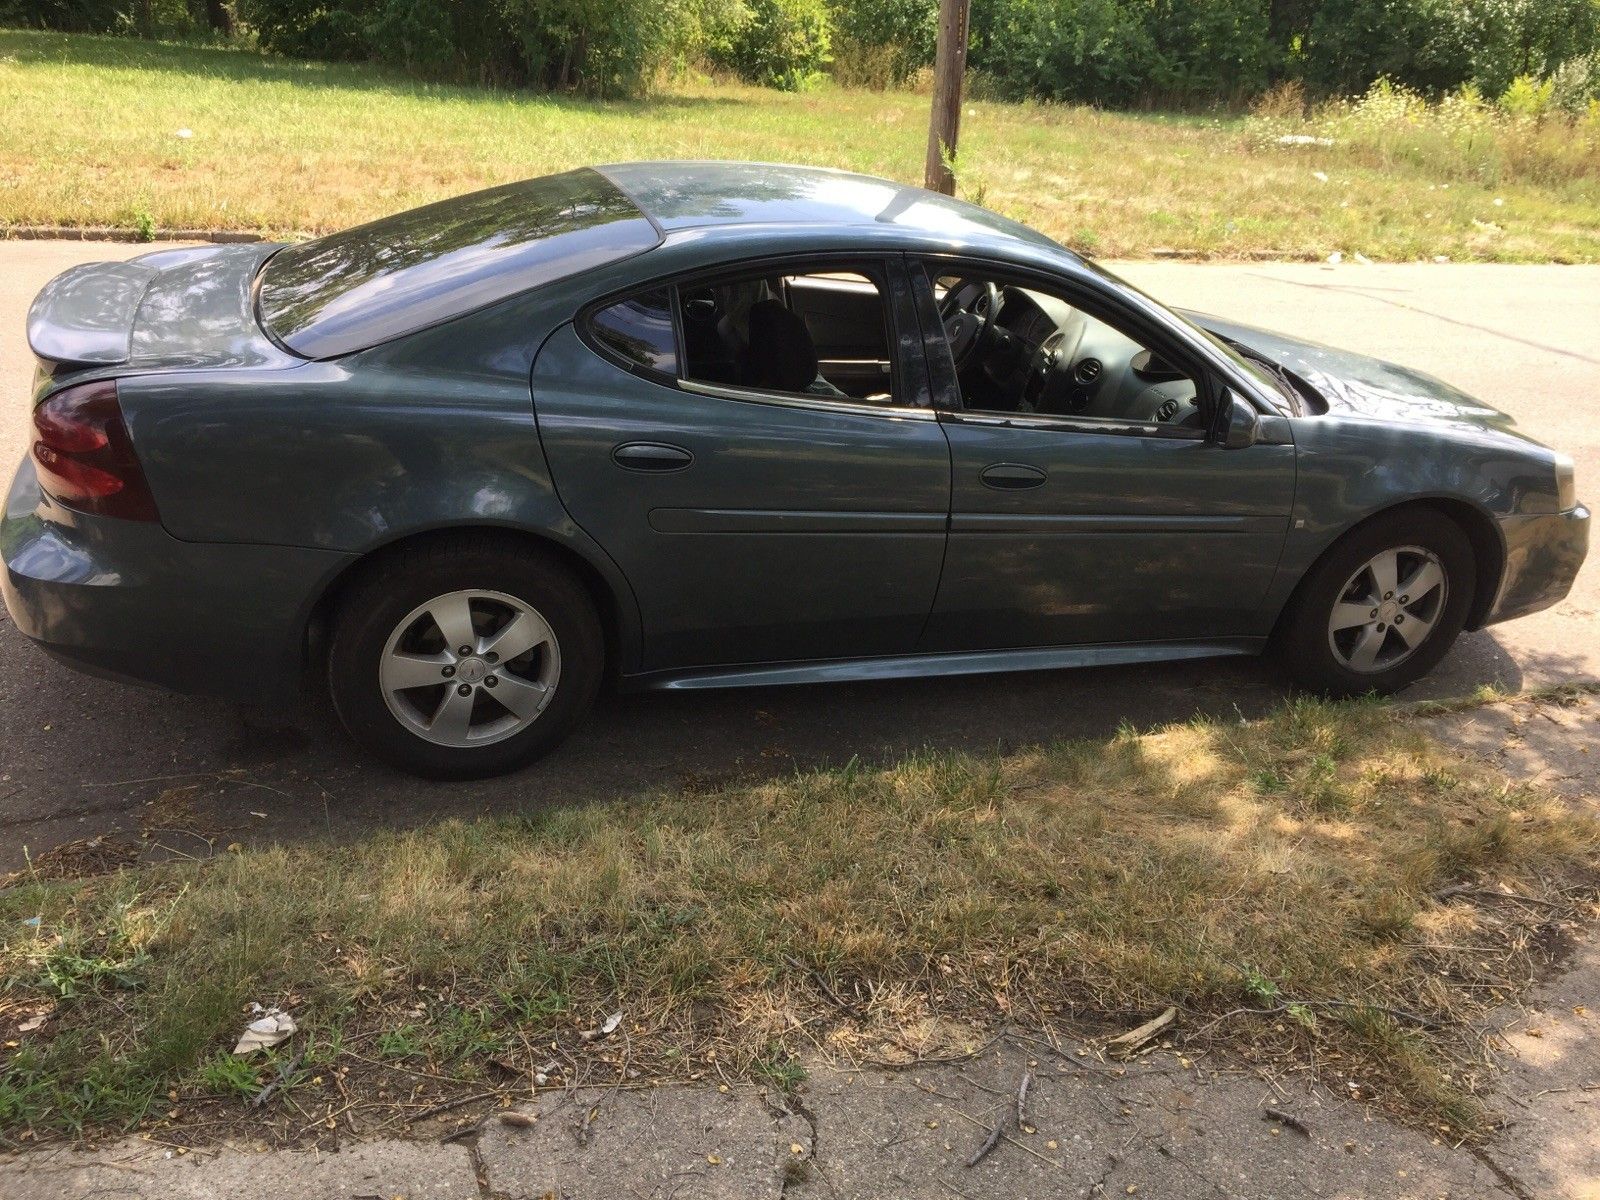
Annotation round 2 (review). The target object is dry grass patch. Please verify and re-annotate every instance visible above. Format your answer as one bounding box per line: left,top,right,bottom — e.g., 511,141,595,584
0,697,1595,1145
2,31,1599,260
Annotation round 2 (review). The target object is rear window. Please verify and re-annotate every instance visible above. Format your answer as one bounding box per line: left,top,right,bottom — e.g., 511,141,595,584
587,287,678,376
257,168,661,359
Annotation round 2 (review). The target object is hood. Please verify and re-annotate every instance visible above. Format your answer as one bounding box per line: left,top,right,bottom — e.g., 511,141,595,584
1184,311,1517,433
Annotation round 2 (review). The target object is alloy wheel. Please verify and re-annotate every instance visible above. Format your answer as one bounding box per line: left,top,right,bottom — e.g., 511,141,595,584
379,589,560,747
1326,545,1448,674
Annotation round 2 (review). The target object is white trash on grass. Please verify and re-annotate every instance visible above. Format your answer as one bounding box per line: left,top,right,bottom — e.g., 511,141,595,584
234,1003,297,1055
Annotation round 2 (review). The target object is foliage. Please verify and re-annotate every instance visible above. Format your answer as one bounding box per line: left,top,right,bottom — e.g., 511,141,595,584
1300,0,1473,96
713,0,831,90
0,0,216,36
6,0,1600,105
968,0,1156,106
827,0,935,87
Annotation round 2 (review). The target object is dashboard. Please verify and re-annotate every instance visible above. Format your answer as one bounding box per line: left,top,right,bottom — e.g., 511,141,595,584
964,286,1204,429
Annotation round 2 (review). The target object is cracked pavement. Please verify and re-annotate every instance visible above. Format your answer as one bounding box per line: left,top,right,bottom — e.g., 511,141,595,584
5,992,1594,1200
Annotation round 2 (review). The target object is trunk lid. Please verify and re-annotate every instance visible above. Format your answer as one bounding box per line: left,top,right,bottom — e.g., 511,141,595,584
28,244,297,394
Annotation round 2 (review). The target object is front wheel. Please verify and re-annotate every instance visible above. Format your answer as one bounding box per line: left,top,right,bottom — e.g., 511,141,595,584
1276,509,1475,698
328,540,603,778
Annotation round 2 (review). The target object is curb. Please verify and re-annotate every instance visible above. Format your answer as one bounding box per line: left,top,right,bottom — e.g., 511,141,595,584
2,225,265,244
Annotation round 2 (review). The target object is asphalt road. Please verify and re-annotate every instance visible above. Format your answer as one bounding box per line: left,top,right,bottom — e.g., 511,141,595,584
2,242,1596,869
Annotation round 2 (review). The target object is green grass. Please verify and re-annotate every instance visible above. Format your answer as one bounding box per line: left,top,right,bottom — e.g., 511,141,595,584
2,30,1599,260
2,697,1596,1143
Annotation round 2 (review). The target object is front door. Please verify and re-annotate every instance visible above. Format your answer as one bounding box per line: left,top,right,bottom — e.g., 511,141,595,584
911,261,1296,651
533,257,951,672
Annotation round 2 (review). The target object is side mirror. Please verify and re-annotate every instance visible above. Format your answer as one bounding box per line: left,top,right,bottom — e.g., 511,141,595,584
1217,390,1259,448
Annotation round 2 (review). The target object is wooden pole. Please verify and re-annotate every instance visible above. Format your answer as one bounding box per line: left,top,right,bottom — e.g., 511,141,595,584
924,0,971,195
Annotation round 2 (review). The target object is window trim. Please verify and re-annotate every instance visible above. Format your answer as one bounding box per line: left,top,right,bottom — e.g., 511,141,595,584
909,255,1236,441
576,253,930,420
679,377,937,421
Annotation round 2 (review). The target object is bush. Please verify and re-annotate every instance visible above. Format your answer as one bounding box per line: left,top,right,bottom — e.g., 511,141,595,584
969,0,1158,106
497,0,683,93
1464,0,1600,97
1548,52,1600,112
1143,0,1275,102
1300,0,1475,96
234,0,373,60
828,0,934,87
714,0,831,90
0,0,202,36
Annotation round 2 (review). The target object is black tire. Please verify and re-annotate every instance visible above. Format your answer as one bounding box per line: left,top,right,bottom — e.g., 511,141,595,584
1275,508,1475,698
328,537,603,779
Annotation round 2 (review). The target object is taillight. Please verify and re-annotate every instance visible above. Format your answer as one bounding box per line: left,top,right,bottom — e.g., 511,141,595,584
31,380,160,522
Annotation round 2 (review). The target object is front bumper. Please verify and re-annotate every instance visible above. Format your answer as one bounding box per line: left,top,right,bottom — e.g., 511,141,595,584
1482,503,1590,627
3,456,353,700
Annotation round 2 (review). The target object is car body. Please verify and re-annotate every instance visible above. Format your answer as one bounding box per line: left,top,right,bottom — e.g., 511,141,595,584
4,162,1588,776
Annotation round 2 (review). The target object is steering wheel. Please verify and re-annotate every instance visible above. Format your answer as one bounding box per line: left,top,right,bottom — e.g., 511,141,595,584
938,279,1001,371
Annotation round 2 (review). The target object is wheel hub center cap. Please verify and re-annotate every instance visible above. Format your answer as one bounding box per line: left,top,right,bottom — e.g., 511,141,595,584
1377,600,1400,622
456,656,489,684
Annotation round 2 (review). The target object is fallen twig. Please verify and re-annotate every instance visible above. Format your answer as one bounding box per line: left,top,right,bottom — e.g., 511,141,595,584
406,1089,505,1125
784,953,861,1015
250,1048,305,1109
1433,884,1567,911
1262,1106,1312,1137
1106,1007,1177,1059
965,1067,1033,1169
965,1103,1011,1169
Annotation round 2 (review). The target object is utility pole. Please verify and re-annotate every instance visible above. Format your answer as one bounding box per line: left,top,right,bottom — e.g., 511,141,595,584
924,0,971,195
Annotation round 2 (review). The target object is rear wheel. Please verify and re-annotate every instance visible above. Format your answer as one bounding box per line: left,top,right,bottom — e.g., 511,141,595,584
1276,509,1475,698
328,540,603,778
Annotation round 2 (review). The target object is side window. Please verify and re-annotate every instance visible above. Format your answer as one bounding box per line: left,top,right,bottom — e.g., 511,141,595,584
931,272,1206,432
589,287,677,376
679,267,896,403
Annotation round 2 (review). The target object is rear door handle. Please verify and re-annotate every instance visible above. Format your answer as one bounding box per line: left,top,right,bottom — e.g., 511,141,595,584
612,442,693,472
980,463,1047,489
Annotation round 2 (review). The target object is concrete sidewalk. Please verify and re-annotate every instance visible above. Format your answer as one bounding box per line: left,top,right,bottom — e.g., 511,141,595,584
5,944,1596,1200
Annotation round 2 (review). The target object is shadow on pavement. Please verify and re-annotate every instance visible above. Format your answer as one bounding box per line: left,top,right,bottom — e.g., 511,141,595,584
0,622,1591,872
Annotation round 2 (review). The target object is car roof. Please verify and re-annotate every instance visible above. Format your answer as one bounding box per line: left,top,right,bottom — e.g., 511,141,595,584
597,161,1067,258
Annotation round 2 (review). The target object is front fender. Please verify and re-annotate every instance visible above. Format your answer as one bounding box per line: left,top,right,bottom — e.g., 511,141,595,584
1263,416,1554,625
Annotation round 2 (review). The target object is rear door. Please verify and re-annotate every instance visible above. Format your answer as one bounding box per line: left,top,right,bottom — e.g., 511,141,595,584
531,256,952,673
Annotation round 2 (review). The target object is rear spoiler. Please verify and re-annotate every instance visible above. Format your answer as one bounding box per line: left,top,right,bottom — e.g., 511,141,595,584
27,260,160,369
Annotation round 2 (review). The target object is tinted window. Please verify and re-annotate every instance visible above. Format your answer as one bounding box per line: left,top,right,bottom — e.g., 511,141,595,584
589,288,677,375
258,168,662,359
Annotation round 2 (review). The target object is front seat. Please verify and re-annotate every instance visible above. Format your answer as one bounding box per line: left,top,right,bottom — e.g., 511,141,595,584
741,300,844,396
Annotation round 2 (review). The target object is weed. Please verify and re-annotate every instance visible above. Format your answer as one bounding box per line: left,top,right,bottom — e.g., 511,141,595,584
753,1044,808,1093
376,1026,423,1061
196,1051,260,1100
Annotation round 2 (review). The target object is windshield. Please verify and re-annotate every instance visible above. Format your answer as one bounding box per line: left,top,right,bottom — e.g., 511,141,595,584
1082,260,1302,415
257,168,661,359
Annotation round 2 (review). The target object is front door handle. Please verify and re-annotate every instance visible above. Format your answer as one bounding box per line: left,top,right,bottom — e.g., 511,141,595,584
980,462,1047,490
612,442,693,472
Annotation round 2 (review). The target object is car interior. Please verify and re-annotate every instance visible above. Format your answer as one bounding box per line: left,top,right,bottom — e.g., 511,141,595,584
930,273,1206,428
671,266,1206,429
680,269,895,401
